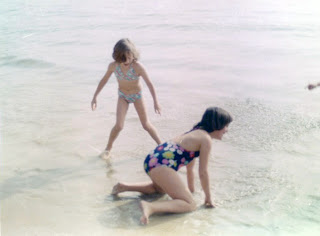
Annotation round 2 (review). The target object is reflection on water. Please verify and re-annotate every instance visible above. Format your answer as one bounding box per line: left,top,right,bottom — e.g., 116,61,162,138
0,168,70,201
105,159,115,178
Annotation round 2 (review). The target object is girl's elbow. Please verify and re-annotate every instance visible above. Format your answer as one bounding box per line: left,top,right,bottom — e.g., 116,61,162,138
147,84,154,90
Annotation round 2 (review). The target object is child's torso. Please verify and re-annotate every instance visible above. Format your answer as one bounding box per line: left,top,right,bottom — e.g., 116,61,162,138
144,127,209,174
114,63,142,93
170,130,204,152
144,141,200,173
114,63,139,81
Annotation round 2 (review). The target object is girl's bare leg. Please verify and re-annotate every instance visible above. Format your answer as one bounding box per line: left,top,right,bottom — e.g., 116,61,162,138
103,97,129,158
134,98,161,145
140,167,197,224
111,182,157,195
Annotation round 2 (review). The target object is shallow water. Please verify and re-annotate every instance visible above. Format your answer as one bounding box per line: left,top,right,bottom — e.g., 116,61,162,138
1,0,320,235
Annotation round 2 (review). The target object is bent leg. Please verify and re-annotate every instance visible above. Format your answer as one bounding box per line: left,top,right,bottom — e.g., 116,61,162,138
105,97,129,152
112,181,157,195
134,98,161,145
140,167,197,224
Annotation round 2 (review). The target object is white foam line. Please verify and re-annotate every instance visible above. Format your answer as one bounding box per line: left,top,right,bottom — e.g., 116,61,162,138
88,144,101,154
22,33,34,39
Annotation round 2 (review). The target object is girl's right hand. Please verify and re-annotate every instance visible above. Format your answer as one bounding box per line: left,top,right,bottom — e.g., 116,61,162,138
154,102,161,115
91,98,97,111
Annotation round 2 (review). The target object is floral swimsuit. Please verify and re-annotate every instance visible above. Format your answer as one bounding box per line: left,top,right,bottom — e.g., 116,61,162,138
144,141,200,174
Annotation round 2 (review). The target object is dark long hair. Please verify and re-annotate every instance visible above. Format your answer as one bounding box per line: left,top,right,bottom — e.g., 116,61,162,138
193,107,233,132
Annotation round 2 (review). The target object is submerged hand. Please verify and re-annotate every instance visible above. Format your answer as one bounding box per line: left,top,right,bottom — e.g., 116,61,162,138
154,103,161,115
91,98,97,111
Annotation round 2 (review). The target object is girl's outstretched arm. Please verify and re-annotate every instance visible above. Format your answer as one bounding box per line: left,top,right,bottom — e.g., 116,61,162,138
198,135,214,208
91,63,114,110
137,62,161,115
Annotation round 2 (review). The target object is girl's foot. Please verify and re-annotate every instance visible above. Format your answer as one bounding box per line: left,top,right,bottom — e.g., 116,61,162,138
100,150,111,160
139,200,151,225
111,183,125,195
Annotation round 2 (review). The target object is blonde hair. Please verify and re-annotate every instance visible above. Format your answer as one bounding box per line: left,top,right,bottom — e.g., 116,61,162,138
112,38,140,63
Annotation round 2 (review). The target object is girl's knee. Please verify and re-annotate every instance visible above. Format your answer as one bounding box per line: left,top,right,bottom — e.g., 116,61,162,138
141,121,152,131
153,183,165,194
188,200,197,211
114,124,124,132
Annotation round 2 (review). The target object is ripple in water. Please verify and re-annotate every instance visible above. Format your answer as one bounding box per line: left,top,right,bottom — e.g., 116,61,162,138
226,97,320,152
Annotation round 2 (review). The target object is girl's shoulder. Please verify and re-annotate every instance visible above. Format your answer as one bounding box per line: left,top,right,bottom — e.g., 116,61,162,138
193,129,212,143
175,129,211,151
108,61,118,71
131,61,145,72
182,129,209,141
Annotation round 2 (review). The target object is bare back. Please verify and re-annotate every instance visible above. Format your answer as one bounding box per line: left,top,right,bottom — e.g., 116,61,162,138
171,129,211,152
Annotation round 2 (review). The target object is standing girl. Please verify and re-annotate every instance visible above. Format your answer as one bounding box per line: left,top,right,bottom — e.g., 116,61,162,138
91,39,162,159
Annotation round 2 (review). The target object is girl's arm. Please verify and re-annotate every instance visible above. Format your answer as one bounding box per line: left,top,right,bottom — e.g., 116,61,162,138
137,63,161,114
91,63,114,110
186,160,195,193
198,135,214,207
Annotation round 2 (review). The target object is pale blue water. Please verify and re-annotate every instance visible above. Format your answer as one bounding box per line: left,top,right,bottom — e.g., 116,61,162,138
1,0,320,235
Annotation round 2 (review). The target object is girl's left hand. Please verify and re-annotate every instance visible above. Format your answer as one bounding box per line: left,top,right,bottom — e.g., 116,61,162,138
154,103,161,115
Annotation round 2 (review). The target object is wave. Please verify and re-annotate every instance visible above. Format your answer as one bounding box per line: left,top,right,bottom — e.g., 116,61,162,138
1,56,55,68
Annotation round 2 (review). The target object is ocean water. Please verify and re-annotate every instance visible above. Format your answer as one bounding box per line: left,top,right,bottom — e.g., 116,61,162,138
1,0,320,235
